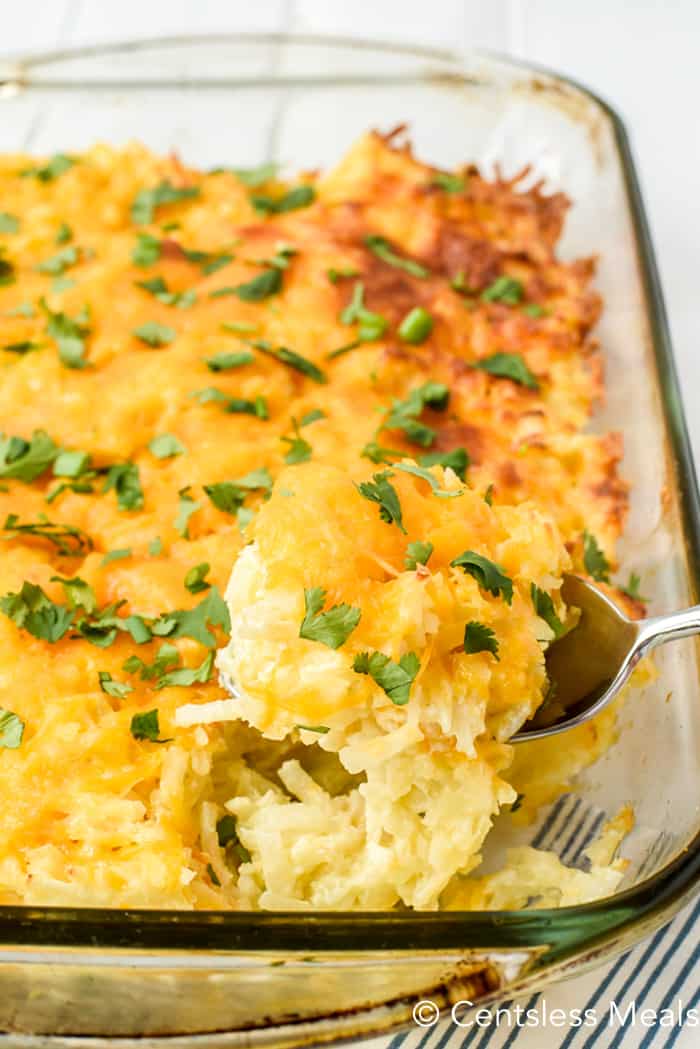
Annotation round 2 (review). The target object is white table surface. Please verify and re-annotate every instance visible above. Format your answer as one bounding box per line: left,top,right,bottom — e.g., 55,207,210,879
2,3,699,1048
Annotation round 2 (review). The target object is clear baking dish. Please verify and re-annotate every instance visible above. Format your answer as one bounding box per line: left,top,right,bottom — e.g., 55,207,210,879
0,33,699,1047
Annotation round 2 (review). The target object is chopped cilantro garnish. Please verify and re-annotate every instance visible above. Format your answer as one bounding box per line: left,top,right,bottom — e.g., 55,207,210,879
130,709,172,743
219,267,282,302
131,180,200,225
481,275,524,304
103,462,143,512
0,253,15,287
352,650,420,705
98,671,133,699
473,352,539,390
156,650,214,689
251,185,315,215
530,583,565,638
207,863,221,886
0,213,19,233
463,621,499,659
101,548,132,566
430,172,466,193
55,222,72,244
326,338,361,360
41,298,91,369
620,572,648,602
149,536,163,556
364,235,429,278
381,381,449,448
299,587,361,650
2,512,92,556
405,540,433,570
205,350,254,371
0,429,59,482
21,154,75,182
221,320,259,335
135,276,196,309
392,462,462,498
175,487,201,538
150,587,231,649
36,245,79,276
132,233,162,267
360,440,404,465
583,530,610,582
191,387,269,418
355,471,406,533
230,162,278,187
0,708,24,749
0,581,74,642
53,449,90,478
281,420,312,464
523,303,547,318
417,447,469,482
340,282,388,341
5,301,35,318
148,433,186,459
248,339,327,384
327,265,359,284
2,341,42,355
184,562,211,595
297,724,331,734
216,814,251,861
133,321,176,347
204,469,272,514
450,550,513,604
123,644,179,681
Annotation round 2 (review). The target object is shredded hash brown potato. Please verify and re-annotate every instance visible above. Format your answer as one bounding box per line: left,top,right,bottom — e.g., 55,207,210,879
0,131,638,908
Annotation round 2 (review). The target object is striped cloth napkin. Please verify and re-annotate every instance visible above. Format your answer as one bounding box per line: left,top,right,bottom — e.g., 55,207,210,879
361,793,699,1049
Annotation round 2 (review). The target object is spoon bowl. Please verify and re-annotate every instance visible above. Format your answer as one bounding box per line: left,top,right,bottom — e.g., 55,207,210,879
512,573,700,742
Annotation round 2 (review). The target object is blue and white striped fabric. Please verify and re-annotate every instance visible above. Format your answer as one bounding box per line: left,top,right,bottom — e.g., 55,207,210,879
362,796,699,1049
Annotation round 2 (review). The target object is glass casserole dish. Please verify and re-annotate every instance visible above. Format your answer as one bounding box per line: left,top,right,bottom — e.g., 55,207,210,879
0,33,699,1046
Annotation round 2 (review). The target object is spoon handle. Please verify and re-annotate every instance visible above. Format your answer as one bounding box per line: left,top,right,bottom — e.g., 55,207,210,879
637,605,700,651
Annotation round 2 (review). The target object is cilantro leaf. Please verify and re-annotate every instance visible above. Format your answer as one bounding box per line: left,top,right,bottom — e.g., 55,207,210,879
0,430,59,482
135,276,196,309
102,462,144,511
463,621,499,659
133,321,176,347
0,213,19,234
248,339,327,384
3,340,43,355
101,548,132,566
381,381,450,448
450,550,513,604
620,572,648,602
35,245,79,276
583,530,610,582
21,154,75,182
184,562,211,594
191,387,269,418
2,512,93,556
430,172,466,193
41,299,91,369
298,588,361,649
98,671,134,699
530,583,566,638
151,587,230,648
352,650,420,705
175,487,201,538
130,709,172,743
55,222,72,244
123,643,180,681
417,447,469,482
473,352,539,390
148,433,186,458
0,708,24,748
251,185,316,214
204,350,254,371
281,418,313,464
156,650,214,689
230,162,278,187
227,268,282,302
360,440,404,465
204,469,272,514
364,235,429,278
481,275,524,304
405,540,433,570
0,581,73,642
132,233,162,267
131,180,200,225
355,471,406,533
340,282,388,341
392,462,462,498
296,724,330,734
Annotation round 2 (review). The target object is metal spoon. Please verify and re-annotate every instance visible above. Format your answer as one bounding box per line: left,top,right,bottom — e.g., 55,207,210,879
512,573,700,742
